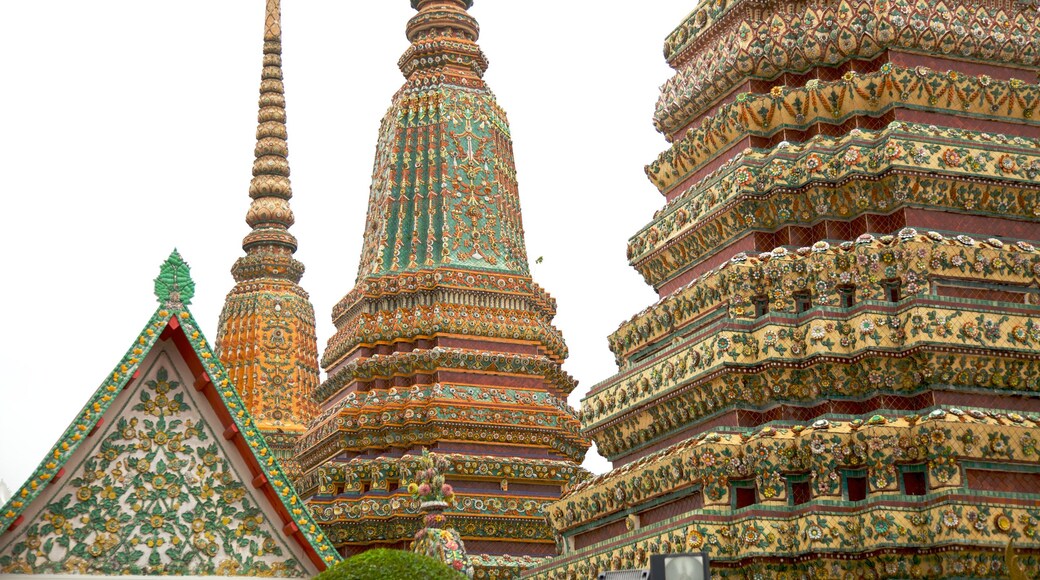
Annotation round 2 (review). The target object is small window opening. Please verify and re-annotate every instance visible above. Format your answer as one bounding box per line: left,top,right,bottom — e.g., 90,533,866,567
883,279,902,303
732,481,757,509
794,290,812,313
790,479,812,506
901,465,927,496
753,295,769,318
361,481,371,494
838,285,856,308
845,472,867,502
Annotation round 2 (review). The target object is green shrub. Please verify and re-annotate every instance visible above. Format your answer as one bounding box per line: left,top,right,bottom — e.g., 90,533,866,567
315,548,468,580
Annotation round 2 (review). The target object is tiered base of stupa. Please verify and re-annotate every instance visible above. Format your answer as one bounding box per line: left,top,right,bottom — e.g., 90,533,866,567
528,0,1040,576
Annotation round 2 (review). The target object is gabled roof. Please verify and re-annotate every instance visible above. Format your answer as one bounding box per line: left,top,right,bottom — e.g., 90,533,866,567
0,251,340,575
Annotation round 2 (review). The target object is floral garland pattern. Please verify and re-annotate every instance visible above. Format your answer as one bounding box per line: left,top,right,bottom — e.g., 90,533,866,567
647,64,1039,195
656,0,1040,135
559,412,1040,530
314,513,552,547
586,231,1040,459
611,231,1039,365
298,381,586,472
322,300,568,371
1,365,306,575
331,269,556,320
529,413,1040,578
592,348,1039,460
315,349,577,404
297,453,585,499
630,121,1040,286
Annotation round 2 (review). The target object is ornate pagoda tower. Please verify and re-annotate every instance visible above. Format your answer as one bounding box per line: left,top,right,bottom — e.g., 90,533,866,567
295,1,589,576
216,0,319,482
530,1,1040,578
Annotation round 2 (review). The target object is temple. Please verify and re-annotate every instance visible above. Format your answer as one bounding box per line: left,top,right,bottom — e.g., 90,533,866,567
0,253,339,575
293,1,589,577
216,0,320,482
529,1,1040,578
6,0,1040,578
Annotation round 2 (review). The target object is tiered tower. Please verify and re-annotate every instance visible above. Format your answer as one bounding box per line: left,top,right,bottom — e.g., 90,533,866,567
295,1,589,576
530,1,1040,578
216,0,319,481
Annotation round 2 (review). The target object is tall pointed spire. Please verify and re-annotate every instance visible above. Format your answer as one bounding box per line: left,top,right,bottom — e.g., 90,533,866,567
298,2,589,574
215,0,319,482
240,0,299,265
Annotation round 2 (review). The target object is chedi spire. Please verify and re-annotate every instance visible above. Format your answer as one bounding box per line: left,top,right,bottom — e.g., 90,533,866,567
239,0,299,269
215,0,319,482
296,2,589,575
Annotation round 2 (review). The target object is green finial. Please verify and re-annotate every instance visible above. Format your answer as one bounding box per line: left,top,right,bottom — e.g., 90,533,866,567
155,249,195,305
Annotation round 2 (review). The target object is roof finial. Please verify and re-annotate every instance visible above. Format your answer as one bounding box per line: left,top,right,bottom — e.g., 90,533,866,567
236,0,300,274
155,249,195,305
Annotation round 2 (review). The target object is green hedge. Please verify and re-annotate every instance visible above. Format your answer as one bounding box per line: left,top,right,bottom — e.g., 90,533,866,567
315,548,468,580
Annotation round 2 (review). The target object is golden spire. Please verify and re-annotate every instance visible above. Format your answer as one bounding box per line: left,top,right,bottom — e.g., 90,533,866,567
217,0,319,481
236,0,300,277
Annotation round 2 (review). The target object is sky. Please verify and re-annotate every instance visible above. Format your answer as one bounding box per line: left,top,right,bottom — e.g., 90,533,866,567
0,0,695,489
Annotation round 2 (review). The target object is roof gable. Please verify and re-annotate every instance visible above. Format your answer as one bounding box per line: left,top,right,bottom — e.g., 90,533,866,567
0,251,340,575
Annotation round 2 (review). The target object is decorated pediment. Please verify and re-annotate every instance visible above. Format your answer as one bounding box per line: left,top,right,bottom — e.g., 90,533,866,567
0,252,339,575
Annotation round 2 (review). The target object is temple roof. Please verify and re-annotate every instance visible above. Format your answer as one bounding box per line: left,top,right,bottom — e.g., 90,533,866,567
0,252,339,574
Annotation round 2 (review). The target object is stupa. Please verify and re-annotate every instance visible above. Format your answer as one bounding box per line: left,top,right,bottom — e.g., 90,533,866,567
294,1,589,577
216,0,320,482
530,1,1040,578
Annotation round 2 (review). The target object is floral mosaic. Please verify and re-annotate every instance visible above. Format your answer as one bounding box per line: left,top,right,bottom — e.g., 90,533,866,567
630,121,1040,286
299,380,586,472
470,554,545,580
354,87,529,279
648,64,1039,195
1,366,306,575
530,0,1040,577
312,511,552,548
559,412,1040,528
218,289,318,481
586,232,1040,447
529,413,1040,578
613,231,1040,364
322,295,568,371
298,453,584,499
656,0,1040,135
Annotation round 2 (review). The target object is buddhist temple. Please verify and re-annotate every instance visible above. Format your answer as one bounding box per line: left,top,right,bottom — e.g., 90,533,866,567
216,0,320,482
529,1,1040,578
0,252,339,575
293,0,589,577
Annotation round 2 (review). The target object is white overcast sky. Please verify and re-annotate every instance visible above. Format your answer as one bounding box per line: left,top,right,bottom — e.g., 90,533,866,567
0,1,694,488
